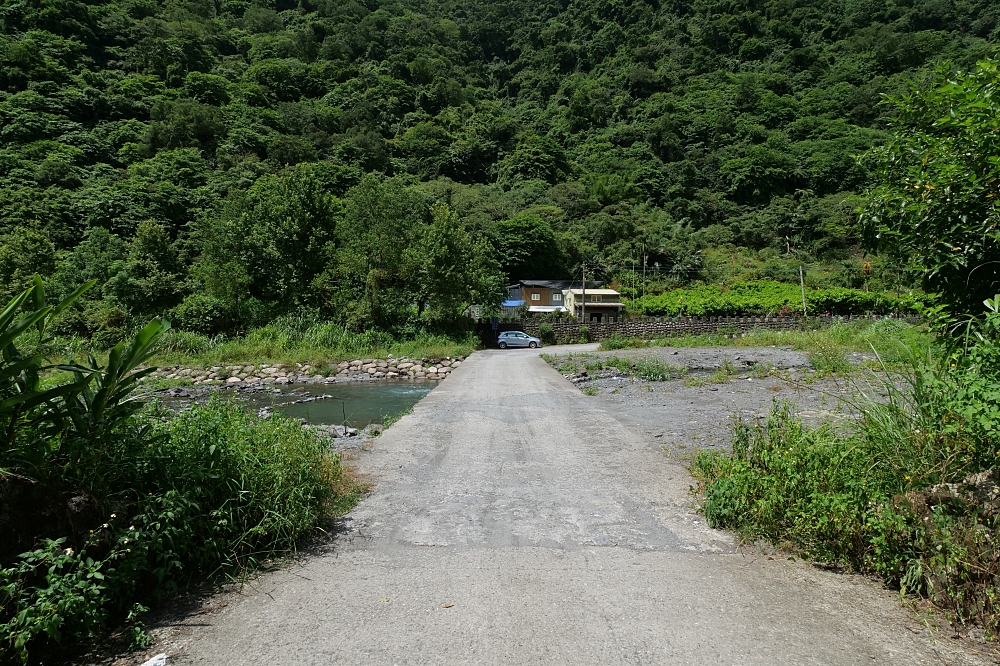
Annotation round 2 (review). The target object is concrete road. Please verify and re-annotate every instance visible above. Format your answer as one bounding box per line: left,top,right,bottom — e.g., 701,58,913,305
161,348,987,665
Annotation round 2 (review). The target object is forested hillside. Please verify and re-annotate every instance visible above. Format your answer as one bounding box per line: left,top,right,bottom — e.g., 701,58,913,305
1,0,997,338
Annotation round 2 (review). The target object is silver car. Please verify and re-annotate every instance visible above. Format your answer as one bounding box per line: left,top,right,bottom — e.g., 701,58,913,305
497,330,541,349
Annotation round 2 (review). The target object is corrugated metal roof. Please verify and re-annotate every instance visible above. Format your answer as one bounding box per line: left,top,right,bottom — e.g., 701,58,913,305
517,279,603,289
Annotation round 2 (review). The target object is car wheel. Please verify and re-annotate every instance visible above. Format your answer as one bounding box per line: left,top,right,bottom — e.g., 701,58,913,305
498,341,507,349
529,341,537,348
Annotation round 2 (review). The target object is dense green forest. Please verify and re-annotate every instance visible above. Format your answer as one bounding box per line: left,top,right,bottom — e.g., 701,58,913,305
1,0,997,339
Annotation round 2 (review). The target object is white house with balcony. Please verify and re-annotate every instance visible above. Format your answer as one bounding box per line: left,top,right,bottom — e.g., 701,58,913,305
562,288,625,322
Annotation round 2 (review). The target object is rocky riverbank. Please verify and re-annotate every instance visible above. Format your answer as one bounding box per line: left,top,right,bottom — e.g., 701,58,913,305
144,355,467,388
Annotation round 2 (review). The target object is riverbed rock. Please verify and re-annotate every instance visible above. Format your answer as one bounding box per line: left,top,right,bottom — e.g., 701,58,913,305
226,376,242,385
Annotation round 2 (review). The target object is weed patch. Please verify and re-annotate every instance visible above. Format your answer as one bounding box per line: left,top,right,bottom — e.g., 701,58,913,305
695,309,1000,636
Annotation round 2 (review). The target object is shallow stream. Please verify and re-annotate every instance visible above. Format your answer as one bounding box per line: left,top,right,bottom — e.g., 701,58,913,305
156,380,435,427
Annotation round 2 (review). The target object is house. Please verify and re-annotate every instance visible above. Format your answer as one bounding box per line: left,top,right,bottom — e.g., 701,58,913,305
562,288,625,323
507,279,602,314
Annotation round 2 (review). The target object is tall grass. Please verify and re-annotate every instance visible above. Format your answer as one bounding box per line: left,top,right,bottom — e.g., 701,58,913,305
1,400,365,662
148,324,477,367
601,319,931,369
694,314,1000,636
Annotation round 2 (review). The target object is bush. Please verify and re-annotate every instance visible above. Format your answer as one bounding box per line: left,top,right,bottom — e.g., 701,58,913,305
538,323,556,345
578,325,590,343
170,294,229,335
0,400,356,662
0,284,361,662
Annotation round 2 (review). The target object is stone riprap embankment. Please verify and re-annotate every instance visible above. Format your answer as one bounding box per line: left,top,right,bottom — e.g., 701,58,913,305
144,356,466,388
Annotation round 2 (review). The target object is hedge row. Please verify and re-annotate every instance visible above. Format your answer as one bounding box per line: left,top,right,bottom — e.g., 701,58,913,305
630,281,928,317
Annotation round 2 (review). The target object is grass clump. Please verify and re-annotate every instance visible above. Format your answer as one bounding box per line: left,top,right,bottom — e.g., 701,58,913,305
550,354,686,382
694,308,1000,636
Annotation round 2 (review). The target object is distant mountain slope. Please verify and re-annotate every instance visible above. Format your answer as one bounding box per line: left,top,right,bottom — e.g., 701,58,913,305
0,0,995,331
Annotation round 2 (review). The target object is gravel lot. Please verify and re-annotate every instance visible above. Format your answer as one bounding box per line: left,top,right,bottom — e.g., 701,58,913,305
544,345,865,457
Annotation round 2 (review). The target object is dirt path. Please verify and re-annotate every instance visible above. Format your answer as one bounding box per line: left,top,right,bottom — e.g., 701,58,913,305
153,346,990,665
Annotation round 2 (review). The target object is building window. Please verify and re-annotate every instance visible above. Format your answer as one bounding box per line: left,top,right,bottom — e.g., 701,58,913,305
552,293,562,302
531,293,540,301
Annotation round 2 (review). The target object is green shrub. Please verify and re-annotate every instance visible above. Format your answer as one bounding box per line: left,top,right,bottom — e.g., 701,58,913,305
157,329,217,355
0,284,362,662
578,325,590,343
538,323,556,345
170,294,229,335
0,400,357,662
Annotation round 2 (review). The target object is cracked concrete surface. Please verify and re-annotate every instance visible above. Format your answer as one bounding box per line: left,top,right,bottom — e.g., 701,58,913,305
152,345,991,665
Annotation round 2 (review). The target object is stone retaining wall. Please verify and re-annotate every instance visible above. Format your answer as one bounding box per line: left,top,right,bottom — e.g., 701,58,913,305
475,314,919,346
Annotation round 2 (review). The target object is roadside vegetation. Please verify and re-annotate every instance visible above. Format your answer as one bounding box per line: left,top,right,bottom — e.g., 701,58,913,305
629,281,926,318
150,323,478,368
695,60,1000,638
600,318,932,372
550,354,688,382
0,283,365,663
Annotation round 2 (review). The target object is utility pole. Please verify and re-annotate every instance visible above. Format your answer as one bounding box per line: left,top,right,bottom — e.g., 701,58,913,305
799,266,808,317
642,249,647,301
632,258,636,301
581,262,586,323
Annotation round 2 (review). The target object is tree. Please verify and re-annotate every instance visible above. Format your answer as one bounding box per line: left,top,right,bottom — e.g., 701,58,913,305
0,225,56,302
195,164,341,310
336,176,428,326
494,213,567,280
106,220,185,316
860,59,1000,314
415,202,504,320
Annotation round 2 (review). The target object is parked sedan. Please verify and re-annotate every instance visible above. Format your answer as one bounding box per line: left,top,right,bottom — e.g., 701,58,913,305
497,330,541,349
